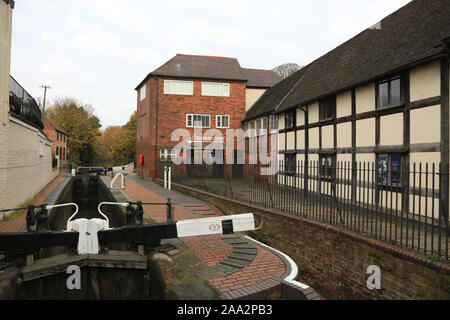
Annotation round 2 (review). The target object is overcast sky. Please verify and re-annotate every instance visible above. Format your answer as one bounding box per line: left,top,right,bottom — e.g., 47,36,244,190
10,0,411,129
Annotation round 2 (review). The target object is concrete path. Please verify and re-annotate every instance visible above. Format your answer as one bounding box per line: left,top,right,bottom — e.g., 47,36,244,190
120,174,289,299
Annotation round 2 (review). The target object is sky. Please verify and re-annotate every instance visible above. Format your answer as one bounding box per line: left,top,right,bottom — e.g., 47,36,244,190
10,0,412,129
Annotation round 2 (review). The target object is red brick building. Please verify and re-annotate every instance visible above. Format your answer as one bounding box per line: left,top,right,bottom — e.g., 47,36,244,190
43,118,69,167
135,54,281,179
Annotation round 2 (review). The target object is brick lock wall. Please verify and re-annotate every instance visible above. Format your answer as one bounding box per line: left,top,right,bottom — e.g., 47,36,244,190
136,77,247,179
169,183,450,300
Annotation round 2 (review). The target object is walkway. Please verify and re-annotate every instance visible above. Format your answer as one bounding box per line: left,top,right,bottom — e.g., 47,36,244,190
120,175,289,299
0,175,66,233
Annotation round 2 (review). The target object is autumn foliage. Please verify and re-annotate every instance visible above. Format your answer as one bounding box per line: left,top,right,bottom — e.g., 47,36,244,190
46,98,136,168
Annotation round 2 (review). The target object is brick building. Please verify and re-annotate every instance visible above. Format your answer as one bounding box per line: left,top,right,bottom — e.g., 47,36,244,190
43,118,69,167
135,54,281,179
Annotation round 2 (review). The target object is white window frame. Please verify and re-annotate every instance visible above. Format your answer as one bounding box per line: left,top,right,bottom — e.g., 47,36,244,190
160,149,178,162
248,120,257,138
259,118,267,136
186,114,211,128
164,80,194,96
216,115,230,129
140,85,146,101
201,82,230,97
269,115,279,133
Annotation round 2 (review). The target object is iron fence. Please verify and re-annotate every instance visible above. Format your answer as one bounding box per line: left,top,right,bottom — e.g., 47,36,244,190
9,76,44,130
166,161,450,261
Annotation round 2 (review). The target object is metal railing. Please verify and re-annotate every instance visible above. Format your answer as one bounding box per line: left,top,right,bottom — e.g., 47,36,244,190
9,76,43,130
167,161,450,261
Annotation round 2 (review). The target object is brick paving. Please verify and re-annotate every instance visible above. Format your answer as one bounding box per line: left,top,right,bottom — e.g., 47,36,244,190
120,175,287,298
0,175,66,233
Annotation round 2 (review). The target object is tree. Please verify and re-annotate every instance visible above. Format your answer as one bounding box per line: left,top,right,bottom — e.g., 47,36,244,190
272,63,302,79
93,111,137,167
123,111,137,162
46,97,102,167
99,126,129,167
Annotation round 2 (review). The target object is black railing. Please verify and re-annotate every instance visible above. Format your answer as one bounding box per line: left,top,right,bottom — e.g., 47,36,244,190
167,161,450,261
9,76,43,130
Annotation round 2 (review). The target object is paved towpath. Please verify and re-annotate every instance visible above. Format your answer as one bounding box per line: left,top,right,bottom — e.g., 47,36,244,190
0,175,66,233
120,174,288,299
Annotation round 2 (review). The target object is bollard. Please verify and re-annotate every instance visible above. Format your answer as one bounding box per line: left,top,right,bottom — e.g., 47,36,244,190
168,167,172,191
136,201,144,225
164,166,168,189
166,198,174,222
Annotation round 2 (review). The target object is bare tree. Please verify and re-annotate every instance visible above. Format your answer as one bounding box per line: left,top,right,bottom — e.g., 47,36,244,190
272,63,302,79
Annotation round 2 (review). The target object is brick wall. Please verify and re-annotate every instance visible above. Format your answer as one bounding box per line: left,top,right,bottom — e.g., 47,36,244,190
136,77,247,179
43,119,69,167
169,182,450,300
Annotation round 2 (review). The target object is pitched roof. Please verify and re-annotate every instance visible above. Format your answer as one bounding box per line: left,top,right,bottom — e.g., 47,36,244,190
44,118,68,135
135,54,281,90
241,68,283,88
244,0,450,120
243,66,311,121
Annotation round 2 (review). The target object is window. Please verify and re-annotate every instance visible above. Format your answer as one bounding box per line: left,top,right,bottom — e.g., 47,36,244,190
378,154,401,185
378,76,401,108
186,114,210,128
56,147,59,156
269,115,279,133
285,111,296,129
63,148,65,161
216,115,230,129
248,121,256,137
202,82,230,97
259,118,266,136
319,154,336,178
140,85,146,101
160,149,178,162
319,96,336,121
164,80,194,95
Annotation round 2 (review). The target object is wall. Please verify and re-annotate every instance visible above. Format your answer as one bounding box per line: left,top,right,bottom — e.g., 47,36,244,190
43,119,69,167
170,183,450,300
246,88,266,111
0,0,12,216
136,77,247,179
275,59,446,217
2,116,59,214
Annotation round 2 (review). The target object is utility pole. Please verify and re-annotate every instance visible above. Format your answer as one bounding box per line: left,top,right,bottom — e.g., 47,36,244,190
39,85,52,118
